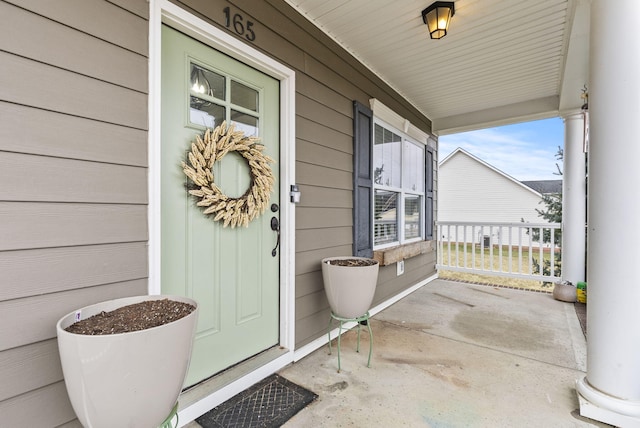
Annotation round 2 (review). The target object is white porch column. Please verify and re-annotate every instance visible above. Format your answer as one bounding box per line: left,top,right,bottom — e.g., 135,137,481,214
576,0,640,426
561,112,586,285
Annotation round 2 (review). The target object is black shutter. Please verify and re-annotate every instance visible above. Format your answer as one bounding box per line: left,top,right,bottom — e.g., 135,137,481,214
425,146,434,240
353,101,374,258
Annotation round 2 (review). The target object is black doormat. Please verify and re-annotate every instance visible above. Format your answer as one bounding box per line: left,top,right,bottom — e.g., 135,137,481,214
195,374,317,428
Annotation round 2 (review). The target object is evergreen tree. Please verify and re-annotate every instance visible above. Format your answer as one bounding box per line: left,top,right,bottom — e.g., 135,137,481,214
532,146,563,284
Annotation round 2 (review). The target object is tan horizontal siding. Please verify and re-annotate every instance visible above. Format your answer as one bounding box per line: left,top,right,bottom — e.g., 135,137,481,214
297,73,352,117
0,279,147,352
108,0,149,19
296,207,352,230
0,0,150,422
0,243,148,301
297,116,352,153
1,381,75,428
0,51,147,129
295,288,328,320
0,2,147,92
300,55,368,103
296,94,352,136
0,339,62,402
296,185,352,209
294,271,323,299
295,245,352,276
296,162,352,190
0,102,147,166
297,139,352,172
0,203,147,251
7,0,149,55
0,152,147,203
295,226,352,253
294,309,328,346
375,252,436,302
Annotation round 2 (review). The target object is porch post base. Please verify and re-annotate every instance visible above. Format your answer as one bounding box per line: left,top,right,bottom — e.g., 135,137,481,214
576,377,640,428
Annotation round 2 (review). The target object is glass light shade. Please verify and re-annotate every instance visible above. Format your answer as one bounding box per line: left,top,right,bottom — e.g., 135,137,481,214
422,2,455,39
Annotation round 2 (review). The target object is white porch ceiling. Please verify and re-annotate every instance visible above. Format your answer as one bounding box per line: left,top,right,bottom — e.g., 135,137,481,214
284,0,590,135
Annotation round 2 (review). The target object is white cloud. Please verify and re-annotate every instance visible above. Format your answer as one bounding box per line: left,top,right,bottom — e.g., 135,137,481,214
439,126,562,181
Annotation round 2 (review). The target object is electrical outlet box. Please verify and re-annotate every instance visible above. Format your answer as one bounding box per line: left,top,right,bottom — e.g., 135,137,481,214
397,260,405,276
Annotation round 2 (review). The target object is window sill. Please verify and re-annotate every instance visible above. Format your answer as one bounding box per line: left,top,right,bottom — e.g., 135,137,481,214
373,240,434,266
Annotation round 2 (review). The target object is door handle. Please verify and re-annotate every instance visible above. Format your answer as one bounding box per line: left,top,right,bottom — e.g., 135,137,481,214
270,216,280,257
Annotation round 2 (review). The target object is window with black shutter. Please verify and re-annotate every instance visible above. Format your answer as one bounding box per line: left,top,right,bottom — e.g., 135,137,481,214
353,99,435,259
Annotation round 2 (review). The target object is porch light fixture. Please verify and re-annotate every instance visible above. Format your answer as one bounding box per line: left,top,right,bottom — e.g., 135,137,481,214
422,2,455,39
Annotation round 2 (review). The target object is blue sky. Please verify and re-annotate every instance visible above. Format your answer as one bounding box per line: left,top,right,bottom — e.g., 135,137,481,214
438,117,564,181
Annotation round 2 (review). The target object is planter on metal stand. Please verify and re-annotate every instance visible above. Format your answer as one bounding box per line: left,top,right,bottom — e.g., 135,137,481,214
321,256,379,372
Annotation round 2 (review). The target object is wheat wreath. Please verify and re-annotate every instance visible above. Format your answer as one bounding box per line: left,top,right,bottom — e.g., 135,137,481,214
181,121,275,228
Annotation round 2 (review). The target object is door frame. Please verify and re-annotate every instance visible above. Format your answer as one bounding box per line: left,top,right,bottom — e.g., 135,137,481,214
148,0,296,420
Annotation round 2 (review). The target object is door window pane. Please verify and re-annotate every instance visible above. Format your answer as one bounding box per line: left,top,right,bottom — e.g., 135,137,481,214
374,124,401,188
190,64,225,99
190,98,225,129
374,189,398,245
403,141,425,192
231,110,258,137
404,194,422,239
231,81,258,112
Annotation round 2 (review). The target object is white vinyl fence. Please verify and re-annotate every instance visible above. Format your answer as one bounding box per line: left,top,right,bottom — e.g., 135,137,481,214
437,221,562,282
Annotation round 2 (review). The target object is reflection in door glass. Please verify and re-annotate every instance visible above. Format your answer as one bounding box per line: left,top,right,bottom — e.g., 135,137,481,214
231,110,258,136
190,64,225,99
190,98,225,129
231,81,258,112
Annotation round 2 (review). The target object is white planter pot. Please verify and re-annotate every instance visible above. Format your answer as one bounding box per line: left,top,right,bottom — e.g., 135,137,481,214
553,283,577,302
321,256,379,318
56,295,198,428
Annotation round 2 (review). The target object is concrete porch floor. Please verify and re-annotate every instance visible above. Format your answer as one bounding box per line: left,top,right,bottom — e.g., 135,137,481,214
278,279,611,427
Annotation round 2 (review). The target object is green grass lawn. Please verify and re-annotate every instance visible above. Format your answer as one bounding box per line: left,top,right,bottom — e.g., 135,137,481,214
438,243,558,292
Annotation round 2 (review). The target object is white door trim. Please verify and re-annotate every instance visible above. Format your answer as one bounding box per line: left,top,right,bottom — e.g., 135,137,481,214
148,1,296,423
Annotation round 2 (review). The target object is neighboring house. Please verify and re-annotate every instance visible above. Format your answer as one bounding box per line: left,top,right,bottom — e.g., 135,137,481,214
438,148,560,247
0,1,437,425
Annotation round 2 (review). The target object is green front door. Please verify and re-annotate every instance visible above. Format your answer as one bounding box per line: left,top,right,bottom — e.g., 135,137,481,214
161,25,280,387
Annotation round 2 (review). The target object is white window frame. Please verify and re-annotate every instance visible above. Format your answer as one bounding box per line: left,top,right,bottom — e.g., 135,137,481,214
372,118,426,249
369,99,432,250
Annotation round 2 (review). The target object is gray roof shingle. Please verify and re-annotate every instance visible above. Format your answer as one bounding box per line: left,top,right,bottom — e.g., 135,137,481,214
521,180,562,195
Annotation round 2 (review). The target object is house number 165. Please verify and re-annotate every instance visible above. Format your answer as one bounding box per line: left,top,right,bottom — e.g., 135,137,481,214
223,7,256,42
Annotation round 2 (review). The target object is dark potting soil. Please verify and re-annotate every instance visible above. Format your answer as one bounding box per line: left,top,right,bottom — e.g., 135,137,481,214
64,299,195,335
325,258,377,267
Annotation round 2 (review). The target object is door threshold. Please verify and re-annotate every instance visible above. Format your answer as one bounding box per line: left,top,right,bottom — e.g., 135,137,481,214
177,346,291,423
